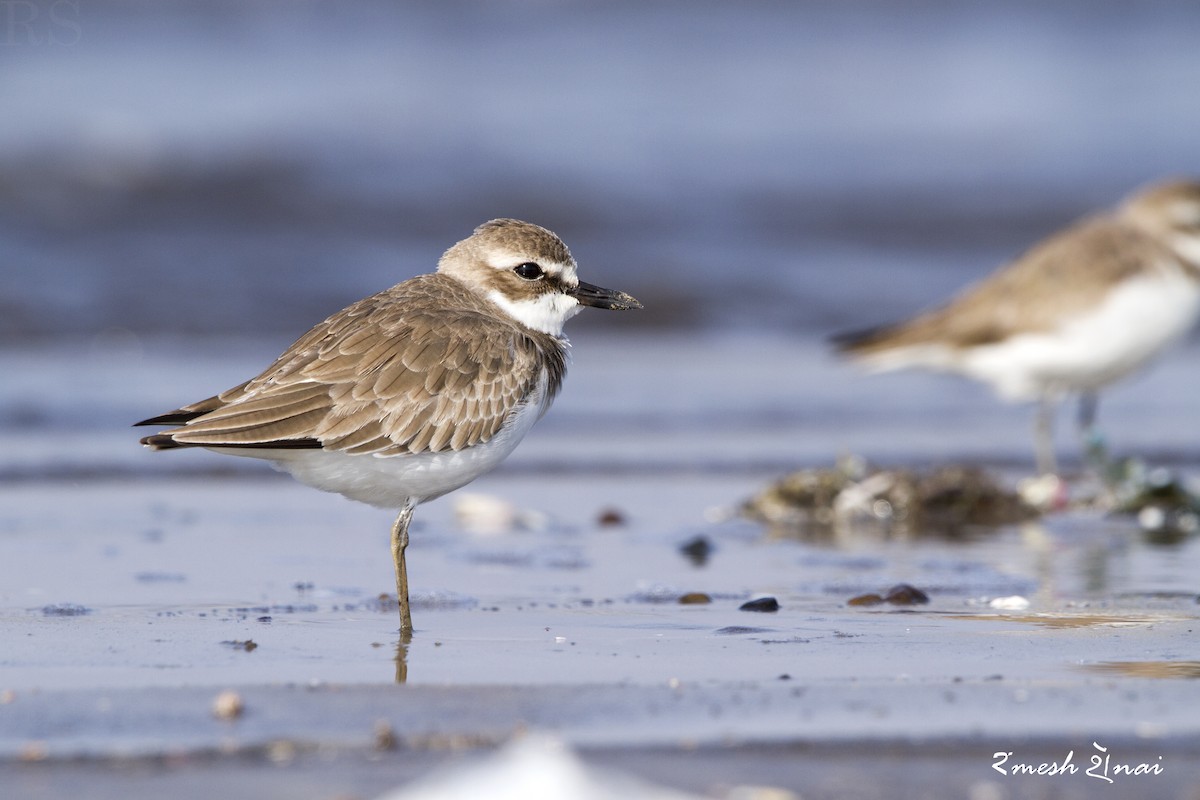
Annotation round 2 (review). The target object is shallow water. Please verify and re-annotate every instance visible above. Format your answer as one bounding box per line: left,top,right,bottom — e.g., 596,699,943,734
5,336,1200,688
2,336,1200,800
4,473,1199,693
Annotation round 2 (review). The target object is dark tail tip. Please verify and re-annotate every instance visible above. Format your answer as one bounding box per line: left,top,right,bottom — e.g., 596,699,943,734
828,323,895,354
134,410,203,427
140,433,187,450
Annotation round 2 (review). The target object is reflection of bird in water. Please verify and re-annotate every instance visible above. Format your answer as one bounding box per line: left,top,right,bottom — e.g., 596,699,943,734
835,180,1200,475
394,638,408,685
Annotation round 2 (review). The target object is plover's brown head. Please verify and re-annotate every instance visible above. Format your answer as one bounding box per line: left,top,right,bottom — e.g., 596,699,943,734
437,219,642,336
1121,180,1200,248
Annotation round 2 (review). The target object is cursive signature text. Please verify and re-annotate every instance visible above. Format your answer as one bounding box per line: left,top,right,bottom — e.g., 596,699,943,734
992,742,1163,782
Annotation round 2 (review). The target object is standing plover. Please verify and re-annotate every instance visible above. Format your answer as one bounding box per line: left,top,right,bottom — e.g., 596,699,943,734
834,180,1200,474
136,219,641,632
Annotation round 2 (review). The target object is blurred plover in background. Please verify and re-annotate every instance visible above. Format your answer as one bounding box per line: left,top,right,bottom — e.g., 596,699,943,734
834,179,1200,476
136,219,642,633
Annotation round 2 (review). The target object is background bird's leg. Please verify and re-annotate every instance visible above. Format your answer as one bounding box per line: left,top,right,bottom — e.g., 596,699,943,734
1077,390,1098,434
1077,390,1111,473
1035,394,1058,477
390,504,415,635
1078,391,1131,497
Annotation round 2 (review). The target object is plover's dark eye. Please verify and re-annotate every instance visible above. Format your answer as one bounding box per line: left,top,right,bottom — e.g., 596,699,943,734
513,262,544,280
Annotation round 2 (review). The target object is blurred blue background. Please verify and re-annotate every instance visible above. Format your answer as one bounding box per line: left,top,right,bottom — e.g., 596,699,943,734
2,0,1199,342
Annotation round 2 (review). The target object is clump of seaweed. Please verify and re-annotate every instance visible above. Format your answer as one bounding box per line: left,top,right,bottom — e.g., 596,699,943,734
742,457,1039,540
1105,459,1200,544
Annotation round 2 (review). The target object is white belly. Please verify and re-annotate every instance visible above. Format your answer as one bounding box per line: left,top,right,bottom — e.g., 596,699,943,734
210,379,550,509
958,266,1200,400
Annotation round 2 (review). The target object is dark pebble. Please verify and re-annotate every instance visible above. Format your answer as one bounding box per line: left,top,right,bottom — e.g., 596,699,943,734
134,572,186,584
41,603,90,617
596,508,627,526
679,592,712,605
884,584,930,605
739,597,780,612
679,535,713,567
847,593,885,606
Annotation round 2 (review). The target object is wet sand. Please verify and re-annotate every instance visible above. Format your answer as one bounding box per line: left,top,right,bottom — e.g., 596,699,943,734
2,335,1200,797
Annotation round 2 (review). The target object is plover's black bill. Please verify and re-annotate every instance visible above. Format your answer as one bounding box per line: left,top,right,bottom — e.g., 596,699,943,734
570,280,643,311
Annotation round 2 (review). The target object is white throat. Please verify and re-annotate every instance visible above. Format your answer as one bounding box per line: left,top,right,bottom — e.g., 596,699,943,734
1168,229,1200,271
487,290,582,336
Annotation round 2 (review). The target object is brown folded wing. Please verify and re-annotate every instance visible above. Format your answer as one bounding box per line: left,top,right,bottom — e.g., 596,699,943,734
836,216,1176,354
140,275,567,455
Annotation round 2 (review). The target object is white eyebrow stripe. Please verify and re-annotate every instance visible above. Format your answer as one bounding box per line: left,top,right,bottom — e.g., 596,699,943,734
490,257,578,284
492,256,564,270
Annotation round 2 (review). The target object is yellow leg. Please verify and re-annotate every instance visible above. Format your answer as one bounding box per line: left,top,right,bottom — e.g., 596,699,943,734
390,505,414,635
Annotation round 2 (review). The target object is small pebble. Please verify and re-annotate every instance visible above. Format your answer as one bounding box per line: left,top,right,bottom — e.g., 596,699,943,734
678,535,713,567
373,720,397,751
847,593,884,606
678,592,712,605
133,572,186,584
41,603,90,617
1018,473,1067,511
212,690,244,720
375,593,399,612
596,507,626,526
1137,506,1166,531
18,741,48,762
266,740,296,764
989,595,1031,611
739,597,780,613
884,584,930,605
454,493,546,534
727,787,800,800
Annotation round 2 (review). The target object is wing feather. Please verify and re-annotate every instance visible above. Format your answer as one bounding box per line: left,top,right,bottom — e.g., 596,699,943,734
141,274,568,455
